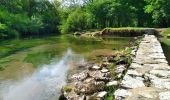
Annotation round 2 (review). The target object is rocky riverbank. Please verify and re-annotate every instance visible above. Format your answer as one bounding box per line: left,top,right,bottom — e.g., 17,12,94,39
60,37,141,100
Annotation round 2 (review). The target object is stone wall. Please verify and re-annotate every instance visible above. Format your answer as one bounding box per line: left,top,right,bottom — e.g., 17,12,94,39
114,35,170,100
99,28,158,37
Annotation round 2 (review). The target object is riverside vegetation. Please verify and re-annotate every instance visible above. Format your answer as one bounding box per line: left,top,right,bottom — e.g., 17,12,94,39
1,0,170,39
1,0,170,100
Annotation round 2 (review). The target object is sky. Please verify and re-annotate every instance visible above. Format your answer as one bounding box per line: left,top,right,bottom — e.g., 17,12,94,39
49,0,84,6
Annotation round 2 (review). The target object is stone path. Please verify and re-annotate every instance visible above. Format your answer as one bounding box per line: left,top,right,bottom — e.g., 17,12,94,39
114,35,170,100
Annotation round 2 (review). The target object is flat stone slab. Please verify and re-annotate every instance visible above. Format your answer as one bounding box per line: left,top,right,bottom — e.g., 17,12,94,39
159,91,170,100
127,87,162,100
127,70,142,77
150,78,170,90
115,35,170,100
97,91,107,98
114,89,132,99
121,75,145,89
150,70,170,78
130,63,143,69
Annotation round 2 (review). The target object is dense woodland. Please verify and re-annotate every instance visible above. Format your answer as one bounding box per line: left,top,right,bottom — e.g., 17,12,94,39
0,0,170,39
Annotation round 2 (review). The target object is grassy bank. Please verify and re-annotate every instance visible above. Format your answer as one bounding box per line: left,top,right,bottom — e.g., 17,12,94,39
81,27,158,37
160,28,170,64
161,28,170,38
101,27,158,37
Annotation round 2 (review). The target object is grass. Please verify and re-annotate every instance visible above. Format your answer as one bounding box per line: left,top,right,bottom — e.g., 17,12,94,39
162,28,170,38
100,27,153,37
104,27,148,31
161,38,170,65
105,85,118,100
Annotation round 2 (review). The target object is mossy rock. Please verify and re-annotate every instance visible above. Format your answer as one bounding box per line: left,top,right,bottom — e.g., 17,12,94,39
63,86,73,92
73,32,81,36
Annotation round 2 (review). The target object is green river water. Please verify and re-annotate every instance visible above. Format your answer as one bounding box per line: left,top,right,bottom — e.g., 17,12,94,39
0,35,134,100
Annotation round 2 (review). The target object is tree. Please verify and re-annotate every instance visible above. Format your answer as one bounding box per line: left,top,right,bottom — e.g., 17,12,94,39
60,7,88,33
145,0,170,27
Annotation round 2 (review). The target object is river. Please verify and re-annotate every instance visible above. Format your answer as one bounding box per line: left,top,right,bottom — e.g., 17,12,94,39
0,35,134,100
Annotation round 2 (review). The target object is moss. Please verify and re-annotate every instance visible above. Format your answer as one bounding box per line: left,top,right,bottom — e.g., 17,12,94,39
0,65,5,71
103,27,147,31
100,27,158,37
106,95,113,100
155,74,163,78
63,86,73,92
24,51,55,67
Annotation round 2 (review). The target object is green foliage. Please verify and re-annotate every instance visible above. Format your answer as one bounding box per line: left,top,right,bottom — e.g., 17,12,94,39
0,0,61,39
60,8,89,33
145,0,170,27
0,0,170,37
162,28,170,38
105,84,118,100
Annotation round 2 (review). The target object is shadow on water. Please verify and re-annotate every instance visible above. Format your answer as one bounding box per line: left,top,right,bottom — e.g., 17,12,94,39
0,49,85,100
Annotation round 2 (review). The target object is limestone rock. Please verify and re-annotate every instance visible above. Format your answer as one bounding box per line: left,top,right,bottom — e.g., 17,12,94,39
159,91,170,100
127,70,142,77
150,70,170,78
97,91,107,98
101,68,109,73
130,63,143,69
88,70,104,78
88,70,111,82
114,89,132,99
92,65,101,70
121,75,145,89
74,78,105,94
71,71,89,81
150,78,170,90
106,81,118,87
115,65,126,74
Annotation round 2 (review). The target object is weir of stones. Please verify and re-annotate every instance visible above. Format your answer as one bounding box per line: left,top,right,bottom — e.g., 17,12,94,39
114,35,170,100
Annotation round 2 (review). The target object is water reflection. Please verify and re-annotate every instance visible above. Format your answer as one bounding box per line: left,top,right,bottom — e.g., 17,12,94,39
0,49,85,100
